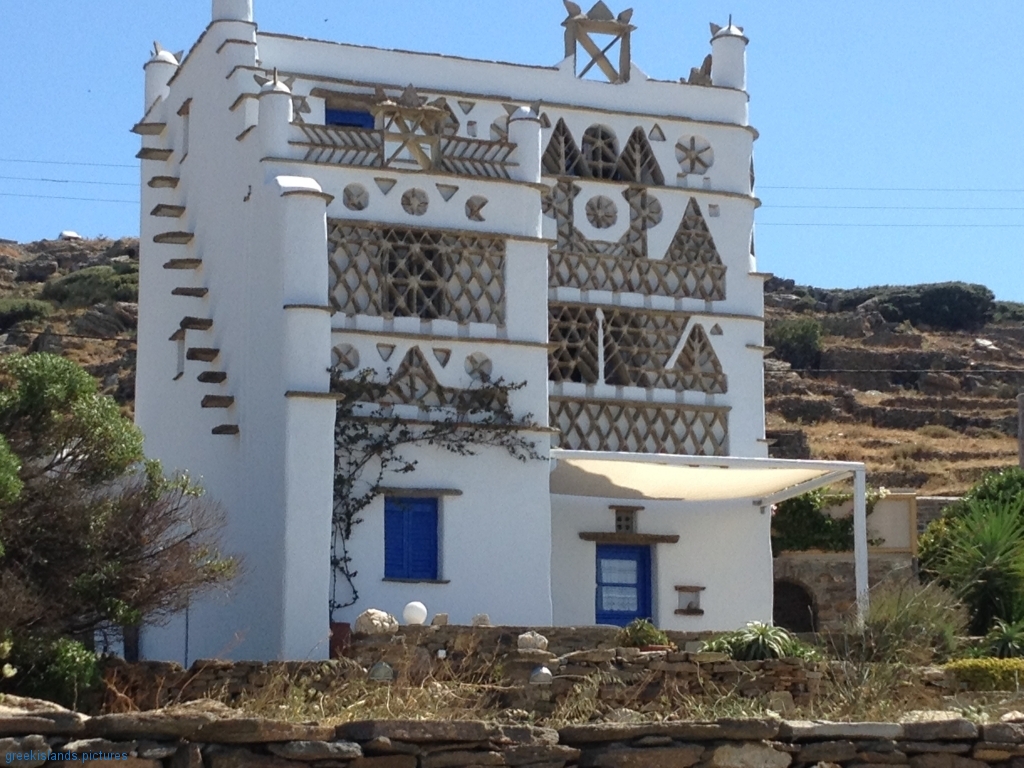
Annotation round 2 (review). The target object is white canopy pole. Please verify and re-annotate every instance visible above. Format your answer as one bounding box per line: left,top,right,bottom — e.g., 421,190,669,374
853,468,869,626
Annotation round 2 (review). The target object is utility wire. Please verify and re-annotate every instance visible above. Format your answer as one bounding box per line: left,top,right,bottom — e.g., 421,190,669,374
0,158,137,169
0,175,137,187
762,204,1024,211
760,185,1024,193
0,192,137,204
758,223,1024,228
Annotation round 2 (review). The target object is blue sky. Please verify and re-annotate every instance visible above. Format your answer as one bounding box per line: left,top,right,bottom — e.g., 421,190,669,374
2,1,1023,298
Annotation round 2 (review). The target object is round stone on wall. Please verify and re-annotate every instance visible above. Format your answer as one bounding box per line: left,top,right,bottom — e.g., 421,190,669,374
401,188,429,216
586,195,617,229
331,344,360,372
465,352,493,382
343,184,369,211
676,135,714,175
465,195,488,222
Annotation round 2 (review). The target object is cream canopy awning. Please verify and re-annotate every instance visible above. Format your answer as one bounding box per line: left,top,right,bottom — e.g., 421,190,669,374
549,451,862,504
549,450,871,619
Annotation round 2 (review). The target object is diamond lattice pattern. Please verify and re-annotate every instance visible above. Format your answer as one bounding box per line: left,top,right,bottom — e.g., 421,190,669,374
550,398,729,455
328,221,506,324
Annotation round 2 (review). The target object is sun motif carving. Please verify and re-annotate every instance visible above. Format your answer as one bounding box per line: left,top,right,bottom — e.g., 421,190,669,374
343,184,369,211
401,188,429,216
675,135,714,175
465,195,488,222
585,195,618,229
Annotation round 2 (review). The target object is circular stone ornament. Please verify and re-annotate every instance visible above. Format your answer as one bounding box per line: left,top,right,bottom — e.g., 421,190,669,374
403,601,428,625
586,195,618,229
675,135,714,175
343,184,369,211
401,188,430,216
465,352,493,381
331,344,360,372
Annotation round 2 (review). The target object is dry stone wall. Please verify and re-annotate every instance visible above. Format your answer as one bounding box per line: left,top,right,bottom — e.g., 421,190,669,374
3,696,1024,768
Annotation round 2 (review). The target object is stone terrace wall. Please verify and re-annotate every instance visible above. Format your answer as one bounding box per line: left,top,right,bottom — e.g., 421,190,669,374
102,633,821,714
2,696,1022,768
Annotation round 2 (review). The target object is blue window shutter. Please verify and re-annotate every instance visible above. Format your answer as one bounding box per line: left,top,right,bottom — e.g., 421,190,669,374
384,497,438,580
325,109,375,129
384,499,407,579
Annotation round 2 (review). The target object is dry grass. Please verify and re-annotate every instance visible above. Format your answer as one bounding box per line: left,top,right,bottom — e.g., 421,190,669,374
799,421,1018,495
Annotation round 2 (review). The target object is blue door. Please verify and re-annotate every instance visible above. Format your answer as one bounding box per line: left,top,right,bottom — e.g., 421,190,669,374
595,545,652,626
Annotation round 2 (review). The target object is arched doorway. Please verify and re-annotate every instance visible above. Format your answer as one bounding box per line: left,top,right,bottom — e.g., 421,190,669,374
773,580,817,633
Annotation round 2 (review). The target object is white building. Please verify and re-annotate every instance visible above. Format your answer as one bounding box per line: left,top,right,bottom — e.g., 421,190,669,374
135,0,869,663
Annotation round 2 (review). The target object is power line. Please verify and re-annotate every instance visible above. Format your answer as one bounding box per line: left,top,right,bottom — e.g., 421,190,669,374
758,223,1024,228
0,175,137,187
760,185,1024,193
762,204,1024,211
0,192,137,204
0,158,136,169
767,368,1024,374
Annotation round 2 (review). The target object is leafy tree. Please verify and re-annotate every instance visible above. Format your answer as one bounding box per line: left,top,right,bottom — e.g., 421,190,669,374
0,353,235,646
765,317,822,371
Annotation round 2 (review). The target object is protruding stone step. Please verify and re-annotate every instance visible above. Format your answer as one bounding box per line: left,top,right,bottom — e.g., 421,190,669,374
172,287,209,297
187,347,220,362
198,371,228,384
149,176,180,189
151,204,186,218
180,316,213,331
212,424,240,436
136,147,173,161
132,122,167,136
153,231,194,245
163,258,202,270
202,395,235,409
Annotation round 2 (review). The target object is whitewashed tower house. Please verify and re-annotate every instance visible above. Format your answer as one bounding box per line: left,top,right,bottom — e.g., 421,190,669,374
134,0,871,662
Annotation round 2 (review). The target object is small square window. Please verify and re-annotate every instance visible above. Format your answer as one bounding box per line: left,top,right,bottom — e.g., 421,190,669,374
614,509,636,533
384,497,439,581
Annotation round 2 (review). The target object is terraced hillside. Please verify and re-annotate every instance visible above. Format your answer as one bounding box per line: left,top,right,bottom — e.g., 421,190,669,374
0,237,1020,494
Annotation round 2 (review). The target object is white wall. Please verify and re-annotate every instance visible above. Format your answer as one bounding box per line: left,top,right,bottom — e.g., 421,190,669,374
551,494,773,631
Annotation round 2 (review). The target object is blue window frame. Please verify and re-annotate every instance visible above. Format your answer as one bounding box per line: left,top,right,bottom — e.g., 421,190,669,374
326,109,375,129
595,544,652,626
384,497,439,580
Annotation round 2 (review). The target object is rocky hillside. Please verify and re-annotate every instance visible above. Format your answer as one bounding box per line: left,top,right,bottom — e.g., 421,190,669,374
1,237,1020,494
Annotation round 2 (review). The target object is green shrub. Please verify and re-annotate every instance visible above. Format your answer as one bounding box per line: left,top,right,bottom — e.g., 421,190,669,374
984,618,1024,658
826,282,993,331
7,637,99,709
40,263,138,307
700,621,817,661
920,495,1024,635
842,579,967,664
945,658,1024,691
765,318,822,371
771,489,854,554
992,301,1024,324
0,299,52,332
616,618,672,648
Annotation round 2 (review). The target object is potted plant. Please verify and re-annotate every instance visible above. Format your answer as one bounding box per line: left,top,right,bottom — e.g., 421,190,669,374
616,618,675,651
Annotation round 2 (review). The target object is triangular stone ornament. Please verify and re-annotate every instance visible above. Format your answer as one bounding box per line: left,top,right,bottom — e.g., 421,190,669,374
374,177,397,196
436,184,459,202
390,347,445,406
675,324,727,394
649,123,666,142
458,100,476,115
539,112,552,129
587,1,615,21
542,119,584,177
432,348,452,368
617,127,665,185
502,103,520,116
376,343,396,361
710,324,723,336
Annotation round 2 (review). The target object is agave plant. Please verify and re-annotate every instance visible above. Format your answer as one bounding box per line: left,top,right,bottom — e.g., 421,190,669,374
700,621,808,661
985,618,1024,658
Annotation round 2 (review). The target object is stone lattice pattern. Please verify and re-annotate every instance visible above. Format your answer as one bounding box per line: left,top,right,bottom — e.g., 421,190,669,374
664,324,727,394
543,120,664,185
294,126,514,178
550,398,728,455
546,182,726,300
549,305,725,393
333,346,507,412
328,221,505,324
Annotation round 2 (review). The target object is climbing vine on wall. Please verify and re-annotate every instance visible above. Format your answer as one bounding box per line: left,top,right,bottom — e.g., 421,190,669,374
329,369,542,615
770,487,889,556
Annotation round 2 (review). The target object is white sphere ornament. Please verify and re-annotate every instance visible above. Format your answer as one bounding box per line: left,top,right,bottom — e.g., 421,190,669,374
403,601,428,625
